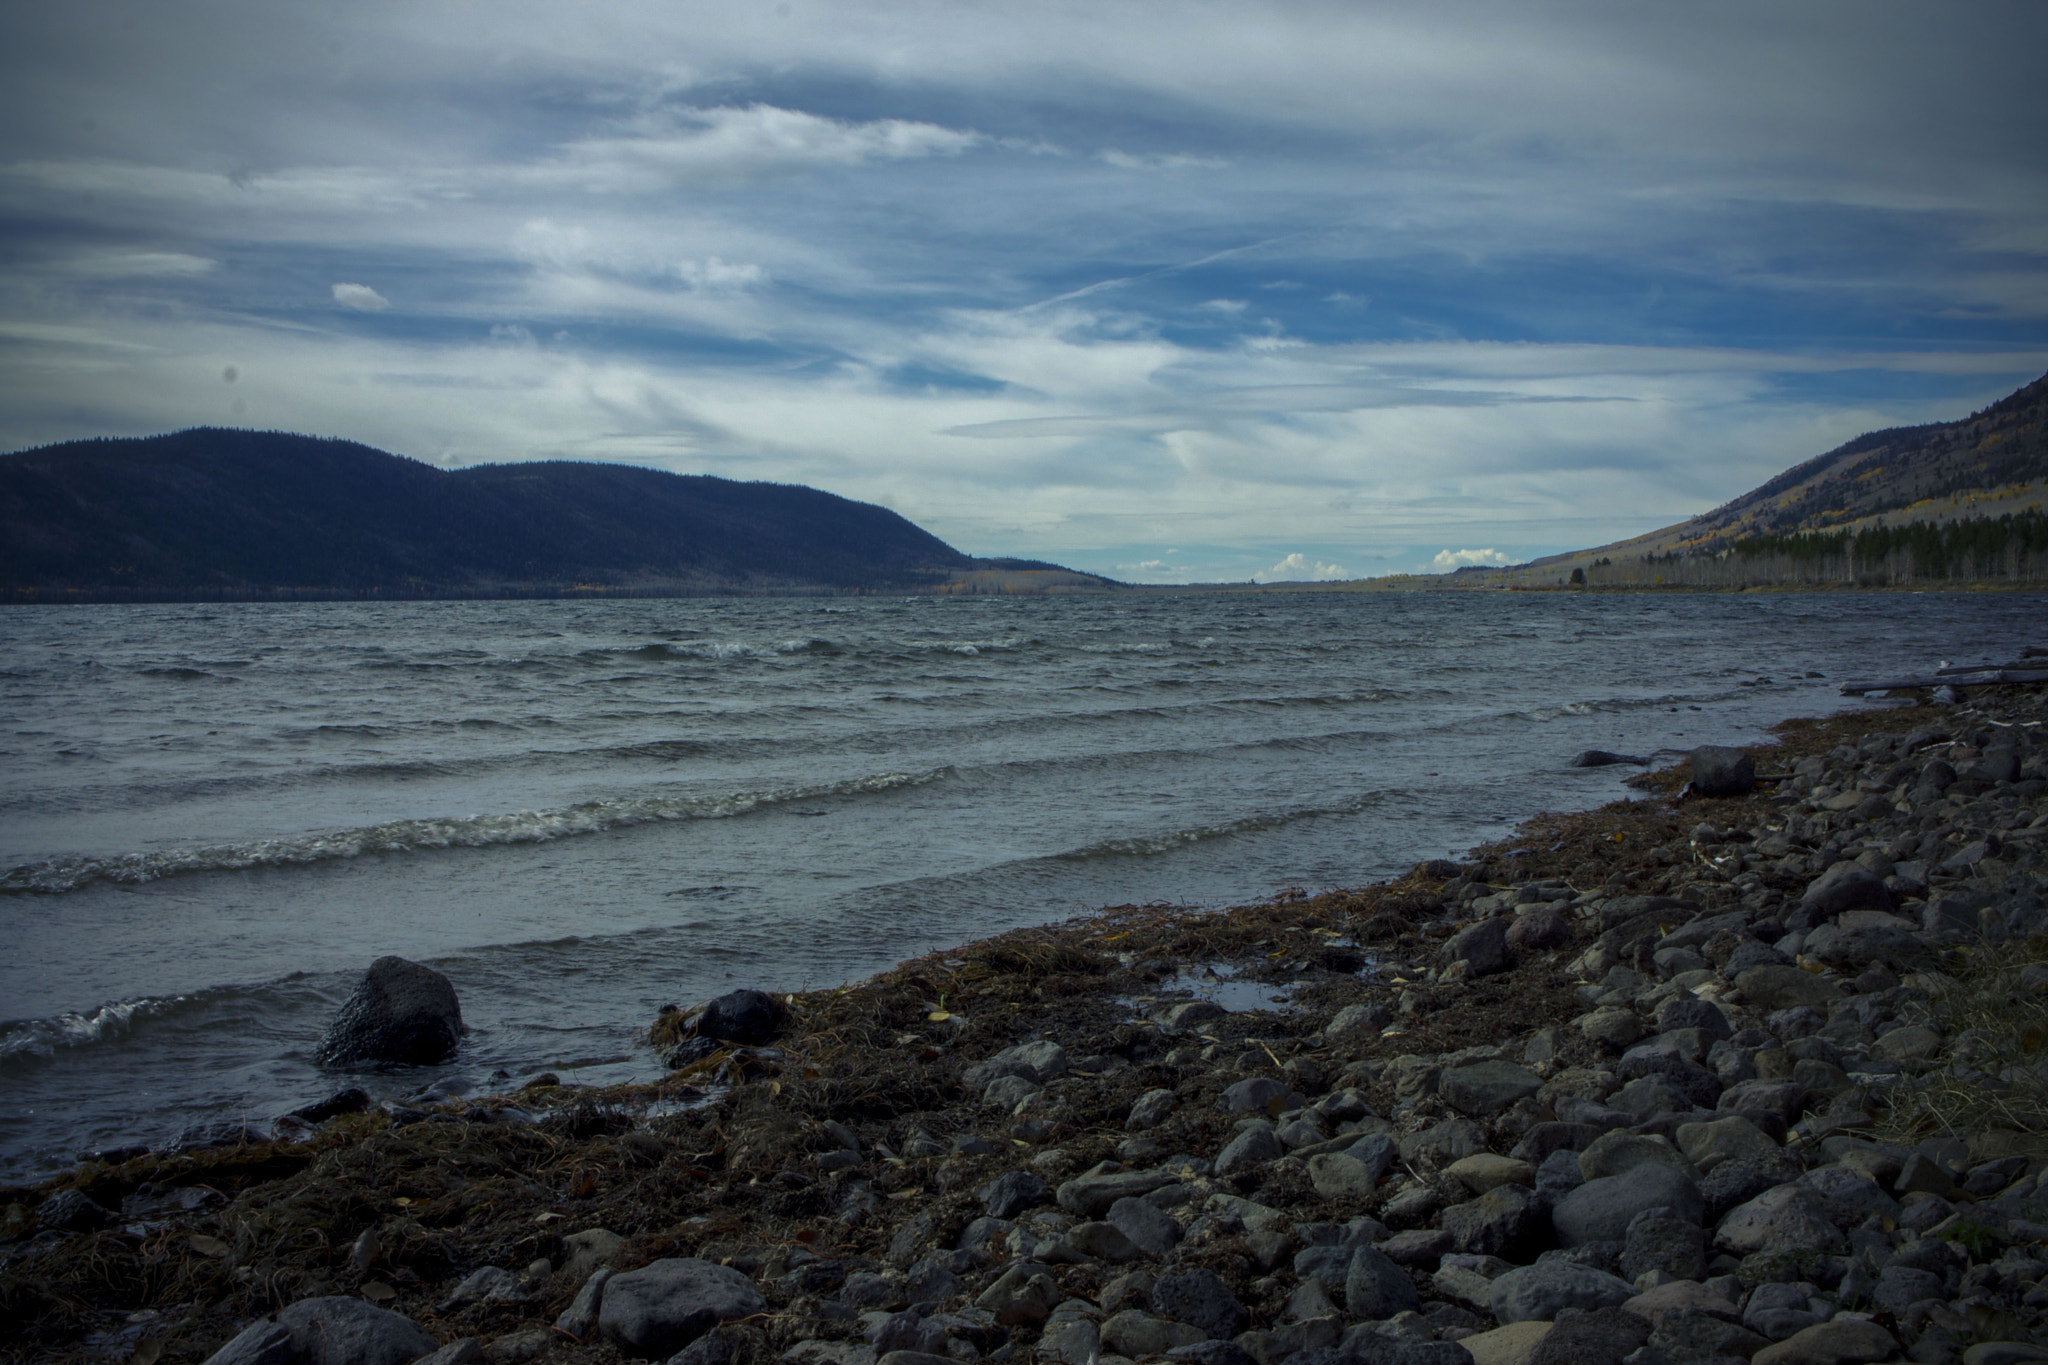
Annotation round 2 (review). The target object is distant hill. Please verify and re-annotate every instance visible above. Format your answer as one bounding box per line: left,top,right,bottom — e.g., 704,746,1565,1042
0,428,1114,600
1471,370,2048,589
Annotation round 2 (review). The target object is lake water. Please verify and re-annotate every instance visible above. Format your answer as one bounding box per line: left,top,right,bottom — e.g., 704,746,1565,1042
2,590,2038,1180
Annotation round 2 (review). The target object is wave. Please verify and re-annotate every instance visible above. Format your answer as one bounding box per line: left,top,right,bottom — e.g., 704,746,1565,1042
1053,794,1388,863
0,768,954,895
0,992,202,1068
139,666,233,681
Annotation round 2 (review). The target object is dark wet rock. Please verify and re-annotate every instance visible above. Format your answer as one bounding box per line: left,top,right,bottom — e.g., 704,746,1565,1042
1552,1164,1702,1246
1741,1283,1822,1342
36,1187,112,1232
1656,996,1732,1042
286,1086,371,1124
1057,1166,1176,1216
435,1265,528,1313
1732,965,1839,1012
1128,1088,1177,1130
1508,907,1572,951
697,989,786,1045
1378,1228,1454,1265
976,1265,1061,1326
1690,747,1755,797
1168,1342,1257,1365
1215,1122,1284,1175
1649,1309,1768,1363
555,1268,612,1342
1221,1077,1304,1113
980,1170,1051,1220
1572,751,1647,768
1443,918,1510,977
1108,1195,1183,1256
598,1257,767,1358
1619,1209,1707,1281
1400,1118,1488,1167
317,956,463,1067
1344,1244,1422,1319
1153,1267,1246,1339
204,1297,438,1365
1488,1261,1637,1323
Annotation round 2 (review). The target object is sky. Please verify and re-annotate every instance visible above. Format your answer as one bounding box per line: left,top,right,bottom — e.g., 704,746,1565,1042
3,2,2046,582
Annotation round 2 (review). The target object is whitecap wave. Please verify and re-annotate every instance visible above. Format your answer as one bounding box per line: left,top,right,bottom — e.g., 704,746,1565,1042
1,768,953,894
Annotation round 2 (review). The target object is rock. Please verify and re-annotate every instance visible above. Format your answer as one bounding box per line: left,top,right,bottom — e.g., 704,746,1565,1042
1152,1268,1246,1339
981,1075,1039,1110
1648,1308,1768,1362
436,1266,529,1313
413,1342,485,1365
1440,1185,1542,1258
976,1265,1060,1326
1444,919,1510,977
1962,1347,2048,1365
1488,1261,1637,1324
1039,1318,1101,1365
1716,1078,1809,1128
316,956,463,1066
1625,1280,1741,1329
1509,908,1572,951
1127,1088,1177,1130
1061,1220,1146,1262
1379,1228,1454,1265
549,1266,613,1342
1749,1319,1897,1365
1108,1196,1183,1256
1741,1283,1822,1341
1441,1061,1544,1118
1156,1000,1228,1031
1675,1116,1777,1174
1573,751,1646,768
697,989,786,1045
1401,1118,1489,1167
1732,966,1839,1012
1214,1122,1284,1175
35,1187,111,1232
1795,864,1895,926
1551,1165,1702,1246
1329,1003,1395,1038
1525,1307,1651,1365
1712,1185,1845,1258
1310,1152,1385,1201
286,1086,371,1124
1447,1153,1536,1195
202,1297,439,1365
1579,1008,1645,1048
1057,1166,1174,1216
562,1228,625,1282
1460,1322,1556,1365
1169,1341,1258,1365
1577,1131,1693,1182
1689,747,1754,796
599,1258,767,1358
1618,1210,1706,1281
1102,1310,1206,1357
1344,1243,1422,1318
965,1040,1069,1086
980,1170,1051,1219
1220,1077,1304,1113
678,1333,741,1365
481,1329,551,1364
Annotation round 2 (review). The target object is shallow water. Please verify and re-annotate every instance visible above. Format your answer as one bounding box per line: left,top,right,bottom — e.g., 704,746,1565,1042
1,590,2037,1179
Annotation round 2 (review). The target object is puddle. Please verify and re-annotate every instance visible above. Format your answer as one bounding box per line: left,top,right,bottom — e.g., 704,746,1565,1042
1123,961,1303,1015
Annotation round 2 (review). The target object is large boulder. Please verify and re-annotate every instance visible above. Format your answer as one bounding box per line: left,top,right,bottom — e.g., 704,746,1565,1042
1550,1163,1702,1245
599,1257,767,1358
1789,863,1894,931
203,1297,437,1365
697,989,786,1045
316,957,462,1067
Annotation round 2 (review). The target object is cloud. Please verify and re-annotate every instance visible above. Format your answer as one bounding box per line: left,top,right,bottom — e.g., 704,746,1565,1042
331,283,390,312
543,105,983,192
1432,548,1512,571
1254,552,1348,583
678,257,768,292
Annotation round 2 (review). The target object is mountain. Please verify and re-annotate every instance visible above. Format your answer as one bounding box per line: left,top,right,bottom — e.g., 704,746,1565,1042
1483,370,2048,588
0,428,1111,600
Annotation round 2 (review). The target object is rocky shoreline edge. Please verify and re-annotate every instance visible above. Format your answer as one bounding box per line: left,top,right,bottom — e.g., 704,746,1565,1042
5,685,2048,1365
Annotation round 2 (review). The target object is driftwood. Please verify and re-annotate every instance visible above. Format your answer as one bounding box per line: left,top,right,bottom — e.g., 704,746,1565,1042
1840,668,2048,696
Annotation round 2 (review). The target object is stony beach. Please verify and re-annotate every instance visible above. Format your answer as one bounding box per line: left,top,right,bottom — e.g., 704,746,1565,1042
5,684,2048,1365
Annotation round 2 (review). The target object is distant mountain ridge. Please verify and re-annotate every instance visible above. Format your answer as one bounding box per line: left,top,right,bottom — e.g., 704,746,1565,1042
0,428,1109,600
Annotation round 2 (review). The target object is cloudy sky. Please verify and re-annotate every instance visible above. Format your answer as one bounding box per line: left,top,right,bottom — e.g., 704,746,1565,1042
4,1,2046,581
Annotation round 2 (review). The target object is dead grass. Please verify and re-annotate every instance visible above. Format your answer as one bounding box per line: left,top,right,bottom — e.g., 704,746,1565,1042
1880,935,2048,1153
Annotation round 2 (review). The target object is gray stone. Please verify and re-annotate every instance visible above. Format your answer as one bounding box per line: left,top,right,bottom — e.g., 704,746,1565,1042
555,1267,613,1342
980,1170,1051,1219
1551,1165,1702,1246
34,1187,111,1232
563,1228,627,1282
316,956,463,1066
1577,1131,1693,1182
1220,1077,1304,1114
1732,966,1839,1012
1108,1196,1182,1256
1648,1308,1768,1363
975,1265,1060,1326
1712,1185,1845,1258
1329,1003,1395,1038
1797,864,1895,925
436,1266,528,1313
1619,1210,1706,1282
1167,1342,1257,1365
1440,1185,1542,1258
1961,1347,2048,1365
902,1257,960,1304
1741,1283,1821,1342
599,1258,767,1359
1441,1061,1544,1118
982,1075,1040,1110
1749,1319,1895,1365
969,1039,1069,1085
1155,1000,1228,1031
1344,1244,1422,1319
1310,1152,1384,1201
1674,1116,1777,1175
1870,1264,1943,1313
413,1342,485,1365
1378,1228,1454,1265
1214,1122,1284,1175
676,1330,740,1365
1525,1307,1651,1365
1579,1008,1645,1048
202,1298,438,1365
1056,1166,1175,1217
1716,1079,1810,1128
1400,1118,1488,1168
1038,1319,1100,1365
1690,747,1755,797
1062,1220,1146,1262
1152,1268,1247,1339
1444,918,1510,976
1128,1088,1177,1130
1488,1261,1637,1324
1101,1310,1205,1358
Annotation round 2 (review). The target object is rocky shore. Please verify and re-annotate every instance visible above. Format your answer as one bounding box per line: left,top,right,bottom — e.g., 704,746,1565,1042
5,686,2048,1365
